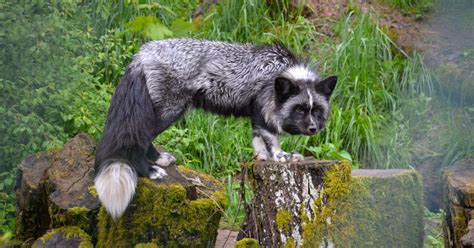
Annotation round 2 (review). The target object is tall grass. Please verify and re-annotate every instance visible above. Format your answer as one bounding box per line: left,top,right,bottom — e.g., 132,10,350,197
304,13,434,168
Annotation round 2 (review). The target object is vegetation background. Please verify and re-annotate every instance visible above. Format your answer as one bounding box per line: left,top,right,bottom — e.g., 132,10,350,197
0,0,472,246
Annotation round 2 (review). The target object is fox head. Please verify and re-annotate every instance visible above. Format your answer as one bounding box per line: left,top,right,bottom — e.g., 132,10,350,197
274,65,337,135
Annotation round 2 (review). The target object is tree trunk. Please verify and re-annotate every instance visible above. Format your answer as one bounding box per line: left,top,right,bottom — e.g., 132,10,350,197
238,160,425,247
16,134,225,247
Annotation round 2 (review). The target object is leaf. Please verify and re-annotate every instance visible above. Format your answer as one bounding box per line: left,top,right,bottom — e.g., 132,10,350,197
169,18,196,37
4,177,12,187
127,16,173,40
127,16,157,33
143,22,173,40
338,150,353,161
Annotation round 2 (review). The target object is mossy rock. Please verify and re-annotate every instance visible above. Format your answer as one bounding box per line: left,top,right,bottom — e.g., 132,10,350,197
96,176,225,247
31,226,93,248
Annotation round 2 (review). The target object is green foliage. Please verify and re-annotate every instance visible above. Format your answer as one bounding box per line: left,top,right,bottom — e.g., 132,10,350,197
223,175,252,225
382,0,433,15
1,0,461,234
0,169,16,234
306,12,435,168
424,208,445,248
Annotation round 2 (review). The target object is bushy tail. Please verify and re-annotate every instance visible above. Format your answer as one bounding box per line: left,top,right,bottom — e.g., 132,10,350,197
95,162,137,219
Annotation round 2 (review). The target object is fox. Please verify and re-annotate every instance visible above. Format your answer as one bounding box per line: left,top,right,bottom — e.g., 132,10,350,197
94,38,337,219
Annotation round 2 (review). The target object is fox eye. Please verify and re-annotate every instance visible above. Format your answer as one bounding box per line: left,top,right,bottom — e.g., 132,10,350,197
294,106,305,114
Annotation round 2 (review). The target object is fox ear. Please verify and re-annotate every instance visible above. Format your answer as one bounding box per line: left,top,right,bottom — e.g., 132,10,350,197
315,76,337,98
275,77,299,103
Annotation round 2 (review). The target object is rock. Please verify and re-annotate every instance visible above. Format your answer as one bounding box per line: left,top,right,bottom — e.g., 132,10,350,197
443,158,474,248
16,133,226,247
31,226,93,248
238,160,424,247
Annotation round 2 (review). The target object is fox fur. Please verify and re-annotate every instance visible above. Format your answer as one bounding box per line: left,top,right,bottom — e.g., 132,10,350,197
94,38,337,219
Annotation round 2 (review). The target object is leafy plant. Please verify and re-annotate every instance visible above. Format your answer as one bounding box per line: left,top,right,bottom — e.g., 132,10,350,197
223,175,253,226
0,169,16,234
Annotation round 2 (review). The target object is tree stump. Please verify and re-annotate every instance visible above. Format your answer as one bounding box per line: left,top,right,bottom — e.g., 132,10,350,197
238,160,424,247
443,158,474,248
15,134,225,247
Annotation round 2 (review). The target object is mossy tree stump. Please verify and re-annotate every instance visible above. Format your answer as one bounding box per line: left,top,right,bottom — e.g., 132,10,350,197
96,165,226,247
16,134,99,246
443,158,474,248
16,134,226,247
238,159,424,247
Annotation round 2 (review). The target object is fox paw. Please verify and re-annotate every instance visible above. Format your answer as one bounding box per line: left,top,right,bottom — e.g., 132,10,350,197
156,152,176,167
255,152,269,161
272,151,304,162
149,165,167,180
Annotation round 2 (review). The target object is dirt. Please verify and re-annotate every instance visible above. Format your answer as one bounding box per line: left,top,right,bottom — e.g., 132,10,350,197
214,229,238,248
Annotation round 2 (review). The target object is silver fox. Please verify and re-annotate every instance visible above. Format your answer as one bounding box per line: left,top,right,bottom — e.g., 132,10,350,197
94,38,337,219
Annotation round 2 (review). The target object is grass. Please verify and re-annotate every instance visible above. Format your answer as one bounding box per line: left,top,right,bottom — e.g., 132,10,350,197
382,0,433,16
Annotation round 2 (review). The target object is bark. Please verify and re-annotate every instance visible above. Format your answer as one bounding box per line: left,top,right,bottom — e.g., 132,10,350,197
443,158,474,248
238,160,424,247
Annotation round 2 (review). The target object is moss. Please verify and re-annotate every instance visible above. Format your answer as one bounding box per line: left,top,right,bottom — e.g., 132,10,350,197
49,205,90,231
97,177,225,247
302,164,424,247
135,242,159,248
38,226,92,248
235,238,258,248
301,160,354,247
88,185,98,198
284,237,294,248
275,209,292,232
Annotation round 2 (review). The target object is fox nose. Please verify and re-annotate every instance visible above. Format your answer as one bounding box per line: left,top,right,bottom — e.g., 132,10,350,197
308,126,317,134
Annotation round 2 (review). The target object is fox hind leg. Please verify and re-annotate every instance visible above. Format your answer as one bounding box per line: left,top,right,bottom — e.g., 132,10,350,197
146,145,176,167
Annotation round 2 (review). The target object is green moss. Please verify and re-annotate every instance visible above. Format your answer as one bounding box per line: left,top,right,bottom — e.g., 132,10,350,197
135,242,159,248
97,178,225,247
49,205,90,231
302,160,354,247
38,226,92,248
235,238,258,248
275,209,292,232
301,164,424,247
88,185,98,198
284,238,294,248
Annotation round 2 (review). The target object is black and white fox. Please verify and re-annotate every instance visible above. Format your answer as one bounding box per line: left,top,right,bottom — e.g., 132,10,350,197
94,38,337,219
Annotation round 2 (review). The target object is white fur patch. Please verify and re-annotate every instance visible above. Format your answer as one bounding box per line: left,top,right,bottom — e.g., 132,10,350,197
149,165,168,179
156,152,176,167
252,136,268,160
95,162,137,220
282,65,318,81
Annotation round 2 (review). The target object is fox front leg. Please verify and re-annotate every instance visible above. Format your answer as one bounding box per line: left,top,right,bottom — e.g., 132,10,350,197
252,128,304,162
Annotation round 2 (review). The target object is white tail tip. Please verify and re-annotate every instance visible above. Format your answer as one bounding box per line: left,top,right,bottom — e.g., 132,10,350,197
95,162,137,219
